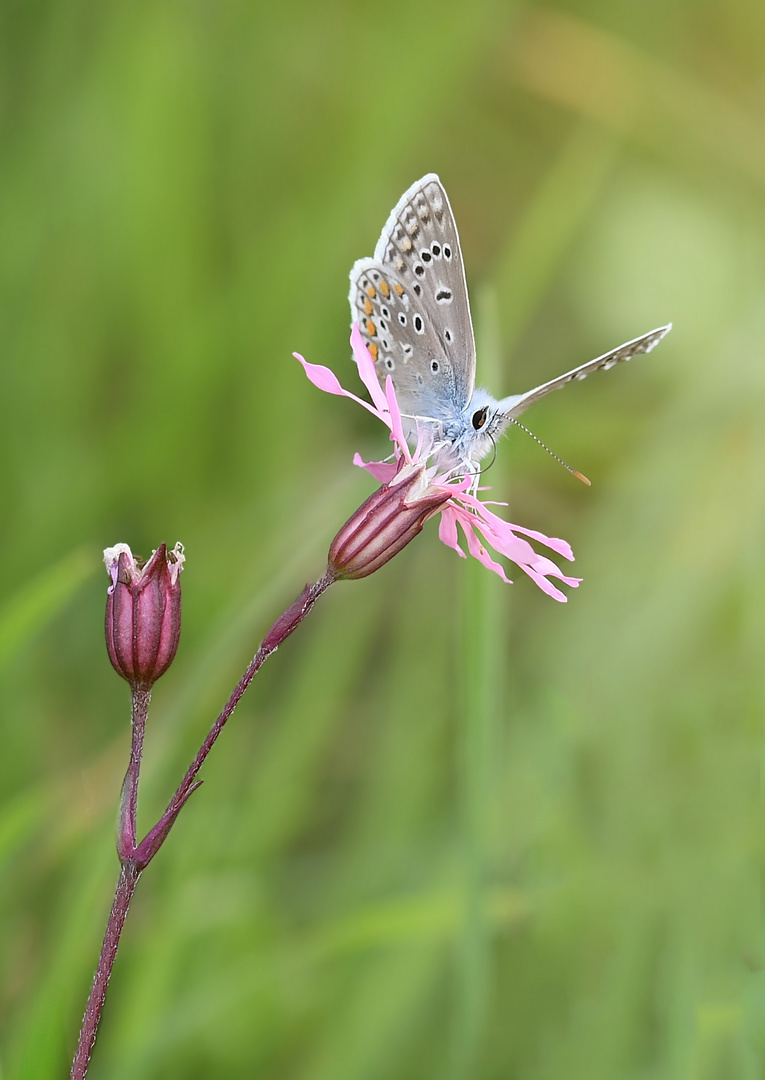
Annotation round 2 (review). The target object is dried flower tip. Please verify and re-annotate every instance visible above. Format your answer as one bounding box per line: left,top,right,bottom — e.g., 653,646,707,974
103,542,184,690
328,463,451,580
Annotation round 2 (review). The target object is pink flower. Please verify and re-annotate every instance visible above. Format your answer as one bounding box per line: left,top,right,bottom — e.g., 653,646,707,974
295,327,581,601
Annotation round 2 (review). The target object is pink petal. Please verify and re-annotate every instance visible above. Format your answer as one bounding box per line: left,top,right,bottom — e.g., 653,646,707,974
294,354,346,396
458,515,512,582
350,324,390,416
462,506,537,565
458,495,575,563
294,352,386,423
438,496,579,598
384,374,410,458
438,505,465,557
520,563,580,601
509,524,575,562
352,452,398,483
523,569,569,603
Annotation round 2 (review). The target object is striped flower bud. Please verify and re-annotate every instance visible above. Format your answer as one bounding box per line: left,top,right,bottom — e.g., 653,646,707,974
103,543,184,690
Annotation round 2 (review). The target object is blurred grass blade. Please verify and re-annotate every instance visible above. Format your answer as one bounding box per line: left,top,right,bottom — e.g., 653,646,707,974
0,786,50,870
450,283,510,1080
8,842,115,1080
451,552,506,1079
491,121,619,352
0,546,94,670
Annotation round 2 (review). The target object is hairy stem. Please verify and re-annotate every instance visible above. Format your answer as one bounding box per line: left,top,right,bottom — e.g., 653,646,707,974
135,571,335,865
70,861,140,1080
117,689,150,857
70,570,336,1078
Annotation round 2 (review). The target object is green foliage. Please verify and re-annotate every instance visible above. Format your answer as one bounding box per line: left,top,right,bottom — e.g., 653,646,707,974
0,0,762,1076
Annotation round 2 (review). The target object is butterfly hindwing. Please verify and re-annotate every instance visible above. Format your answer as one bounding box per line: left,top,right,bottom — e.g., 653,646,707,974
349,257,456,421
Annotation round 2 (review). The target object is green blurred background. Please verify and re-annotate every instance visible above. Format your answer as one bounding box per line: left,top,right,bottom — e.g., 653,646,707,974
1,1,763,1077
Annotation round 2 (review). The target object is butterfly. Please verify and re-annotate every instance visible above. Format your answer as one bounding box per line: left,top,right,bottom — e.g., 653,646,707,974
349,173,671,475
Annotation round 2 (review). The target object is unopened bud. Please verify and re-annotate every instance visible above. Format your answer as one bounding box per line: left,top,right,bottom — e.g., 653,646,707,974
328,463,451,580
104,542,184,690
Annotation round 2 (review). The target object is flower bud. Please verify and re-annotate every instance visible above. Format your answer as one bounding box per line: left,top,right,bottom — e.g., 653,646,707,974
104,543,184,690
328,463,451,580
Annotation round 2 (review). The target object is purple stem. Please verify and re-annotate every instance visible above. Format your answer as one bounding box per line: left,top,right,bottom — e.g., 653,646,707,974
135,572,335,864
117,689,150,858
70,570,336,1079
70,861,140,1080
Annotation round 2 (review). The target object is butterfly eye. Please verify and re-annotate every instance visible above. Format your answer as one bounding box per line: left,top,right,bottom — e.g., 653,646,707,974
471,406,489,431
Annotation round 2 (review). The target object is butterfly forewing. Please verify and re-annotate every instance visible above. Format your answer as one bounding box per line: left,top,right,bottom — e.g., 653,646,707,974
500,324,672,420
349,174,476,421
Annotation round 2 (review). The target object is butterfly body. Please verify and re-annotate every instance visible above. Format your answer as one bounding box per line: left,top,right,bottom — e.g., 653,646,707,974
349,174,670,474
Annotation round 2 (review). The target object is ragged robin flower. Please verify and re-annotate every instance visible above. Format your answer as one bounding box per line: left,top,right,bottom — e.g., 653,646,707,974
295,326,581,601
103,542,185,689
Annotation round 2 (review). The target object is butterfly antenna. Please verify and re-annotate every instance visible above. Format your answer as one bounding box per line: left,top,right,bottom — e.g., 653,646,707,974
508,418,591,486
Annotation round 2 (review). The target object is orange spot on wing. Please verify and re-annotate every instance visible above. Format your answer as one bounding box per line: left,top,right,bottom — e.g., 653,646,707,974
366,285,376,299
393,283,404,296
368,343,378,361
364,298,373,314
379,280,390,298
365,319,377,337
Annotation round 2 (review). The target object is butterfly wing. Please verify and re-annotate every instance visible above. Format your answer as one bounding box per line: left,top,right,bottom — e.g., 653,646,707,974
349,174,476,422
497,324,672,420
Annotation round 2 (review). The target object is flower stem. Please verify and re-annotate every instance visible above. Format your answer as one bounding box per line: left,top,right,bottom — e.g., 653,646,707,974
70,570,336,1078
135,571,335,866
118,689,150,857
70,861,140,1080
